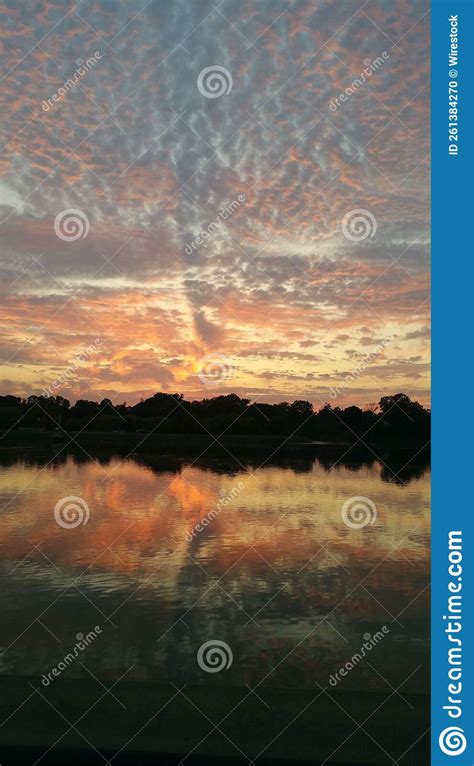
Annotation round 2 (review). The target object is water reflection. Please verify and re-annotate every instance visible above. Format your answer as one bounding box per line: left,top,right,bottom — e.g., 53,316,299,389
0,451,429,692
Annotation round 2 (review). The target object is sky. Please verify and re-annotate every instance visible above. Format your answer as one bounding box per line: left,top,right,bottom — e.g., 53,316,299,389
0,0,430,408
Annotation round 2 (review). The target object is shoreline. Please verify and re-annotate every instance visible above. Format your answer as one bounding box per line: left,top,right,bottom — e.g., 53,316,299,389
0,428,431,458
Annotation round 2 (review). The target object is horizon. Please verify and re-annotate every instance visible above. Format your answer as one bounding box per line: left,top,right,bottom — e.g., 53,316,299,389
1,388,430,414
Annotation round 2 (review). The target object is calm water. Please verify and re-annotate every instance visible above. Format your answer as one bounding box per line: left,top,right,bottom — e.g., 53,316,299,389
0,453,430,692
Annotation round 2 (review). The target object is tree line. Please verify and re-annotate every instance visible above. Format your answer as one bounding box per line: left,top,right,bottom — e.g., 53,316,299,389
0,392,430,442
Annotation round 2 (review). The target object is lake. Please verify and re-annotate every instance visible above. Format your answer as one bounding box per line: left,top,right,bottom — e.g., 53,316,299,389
0,449,430,762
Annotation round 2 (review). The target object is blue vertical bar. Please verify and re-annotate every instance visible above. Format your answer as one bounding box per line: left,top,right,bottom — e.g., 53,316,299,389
432,0,473,764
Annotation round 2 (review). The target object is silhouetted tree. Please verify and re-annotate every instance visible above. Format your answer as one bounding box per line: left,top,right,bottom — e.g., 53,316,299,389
0,390,430,442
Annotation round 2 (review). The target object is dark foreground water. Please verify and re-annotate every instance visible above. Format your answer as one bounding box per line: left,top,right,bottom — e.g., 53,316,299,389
0,449,430,763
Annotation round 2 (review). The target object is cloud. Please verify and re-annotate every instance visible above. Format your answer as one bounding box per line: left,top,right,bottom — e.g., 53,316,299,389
0,0,430,406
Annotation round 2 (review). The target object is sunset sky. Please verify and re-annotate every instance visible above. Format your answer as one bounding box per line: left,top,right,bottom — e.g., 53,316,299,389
0,0,430,408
